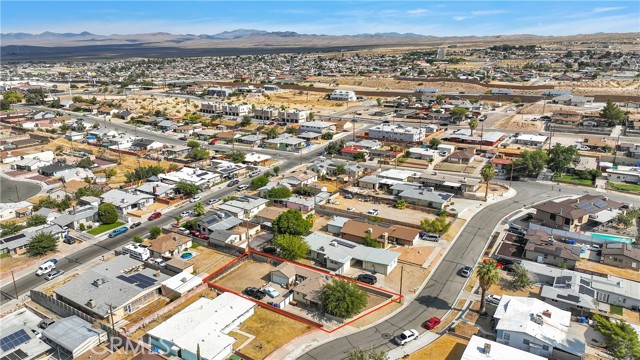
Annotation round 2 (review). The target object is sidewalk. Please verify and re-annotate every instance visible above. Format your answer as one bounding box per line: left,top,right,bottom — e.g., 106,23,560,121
267,187,519,360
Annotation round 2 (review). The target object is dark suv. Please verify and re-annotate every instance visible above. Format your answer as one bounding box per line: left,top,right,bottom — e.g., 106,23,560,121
228,179,239,187
243,287,266,300
356,274,378,285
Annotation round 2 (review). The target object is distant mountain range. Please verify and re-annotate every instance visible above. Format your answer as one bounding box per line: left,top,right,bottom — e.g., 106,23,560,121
1,29,637,62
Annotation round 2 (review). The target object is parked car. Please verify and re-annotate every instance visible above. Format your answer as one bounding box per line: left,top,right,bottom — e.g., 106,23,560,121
189,229,201,237
180,210,193,217
108,226,129,238
495,257,515,266
45,269,65,281
190,196,201,203
344,194,354,200
262,246,277,254
423,317,441,330
130,221,142,228
237,184,249,191
486,294,502,305
63,236,76,245
263,286,280,298
197,233,209,240
422,233,440,242
228,179,239,187
148,212,162,221
460,265,473,278
177,228,190,235
249,170,261,178
356,273,378,285
347,207,356,212
178,136,188,141
36,260,57,276
367,209,379,216
394,329,419,346
243,287,266,300
207,198,220,206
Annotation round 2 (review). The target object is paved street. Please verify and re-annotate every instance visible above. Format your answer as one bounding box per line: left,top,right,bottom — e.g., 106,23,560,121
298,182,639,360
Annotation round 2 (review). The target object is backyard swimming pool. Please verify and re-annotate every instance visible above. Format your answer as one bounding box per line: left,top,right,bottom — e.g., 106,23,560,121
591,232,634,244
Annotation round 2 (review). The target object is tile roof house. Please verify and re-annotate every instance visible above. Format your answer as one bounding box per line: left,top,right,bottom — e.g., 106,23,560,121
340,220,390,248
148,233,192,259
523,230,581,269
531,195,624,232
446,149,476,164
600,242,640,271
269,262,329,309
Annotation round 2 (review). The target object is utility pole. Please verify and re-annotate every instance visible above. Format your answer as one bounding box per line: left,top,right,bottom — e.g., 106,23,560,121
107,303,117,351
11,271,19,300
399,265,404,304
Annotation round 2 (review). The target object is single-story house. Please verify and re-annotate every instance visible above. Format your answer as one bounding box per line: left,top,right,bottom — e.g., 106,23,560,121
148,233,192,259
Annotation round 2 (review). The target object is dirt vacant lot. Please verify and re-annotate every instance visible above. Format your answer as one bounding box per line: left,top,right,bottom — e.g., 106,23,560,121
409,334,468,360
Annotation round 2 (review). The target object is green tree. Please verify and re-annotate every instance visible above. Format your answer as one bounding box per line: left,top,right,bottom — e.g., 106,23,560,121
193,202,206,216
593,314,640,360
548,144,579,175
75,185,104,199
98,203,118,224
104,168,117,179
395,199,406,210
293,186,315,196
273,209,312,236
0,99,11,110
362,234,380,248
149,226,162,240
513,97,522,104
188,148,210,161
429,138,442,149
240,115,252,127
175,181,201,196
25,89,46,105
266,186,293,199
227,151,246,163
477,259,501,314
250,175,270,189
600,99,626,126
0,221,25,237
273,234,310,261
320,279,368,319
512,149,548,177
28,232,58,256
266,126,279,139
468,117,479,137
174,215,183,227
77,158,95,169
124,165,164,182
510,264,532,290
480,163,495,201
347,348,389,360
133,236,144,244
26,215,47,227
187,140,200,148
420,215,450,233
3,90,24,104
335,164,346,175
326,140,345,155
449,107,468,121
272,166,280,176
354,152,366,161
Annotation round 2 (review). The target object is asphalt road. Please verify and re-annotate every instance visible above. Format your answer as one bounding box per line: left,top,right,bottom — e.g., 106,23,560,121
298,182,639,360
0,141,328,304
0,176,42,203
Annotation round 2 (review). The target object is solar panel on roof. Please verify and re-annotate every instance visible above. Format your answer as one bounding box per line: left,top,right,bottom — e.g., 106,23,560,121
579,285,595,297
557,293,580,303
117,273,157,289
335,240,357,249
1,234,25,244
0,348,29,360
0,329,30,352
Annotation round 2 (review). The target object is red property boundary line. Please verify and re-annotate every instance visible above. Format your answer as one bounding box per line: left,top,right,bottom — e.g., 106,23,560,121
202,249,403,333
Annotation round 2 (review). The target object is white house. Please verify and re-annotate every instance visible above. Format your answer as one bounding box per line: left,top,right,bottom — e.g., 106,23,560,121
368,124,427,143
159,167,221,188
494,296,585,360
217,195,268,220
329,90,357,101
147,293,255,360
100,189,154,218
462,335,546,360
606,166,640,184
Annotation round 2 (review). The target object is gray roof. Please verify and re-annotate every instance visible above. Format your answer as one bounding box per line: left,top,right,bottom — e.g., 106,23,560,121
208,229,237,243
136,181,175,196
399,188,454,203
359,175,383,184
0,309,52,359
100,189,154,209
42,316,105,353
0,224,65,252
54,256,170,317
198,211,243,231
52,206,97,227
222,195,268,211
327,216,349,231
305,232,399,267
39,163,74,174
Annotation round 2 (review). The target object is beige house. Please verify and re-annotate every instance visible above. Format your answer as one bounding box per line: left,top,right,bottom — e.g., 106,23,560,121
148,233,193,259
601,243,639,271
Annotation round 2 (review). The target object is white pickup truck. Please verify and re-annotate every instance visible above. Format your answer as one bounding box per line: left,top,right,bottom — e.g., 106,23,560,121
36,259,57,276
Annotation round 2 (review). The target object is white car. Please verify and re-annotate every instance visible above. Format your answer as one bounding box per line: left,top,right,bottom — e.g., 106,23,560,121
190,196,201,203
367,209,379,216
263,286,280,298
394,329,419,346
347,207,356,212
486,294,502,305
180,210,192,217
177,228,190,235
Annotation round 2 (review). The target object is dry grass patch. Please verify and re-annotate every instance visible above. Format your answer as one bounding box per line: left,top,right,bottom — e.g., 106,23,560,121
442,219,466,242
487,273,542,298
238,307,316,360
228,331,251,350
408,334,468,360
576,260,640,282
41,273,80,296
123,298,170,324
391,246,434,266
188,247,236,275
451,322,479,338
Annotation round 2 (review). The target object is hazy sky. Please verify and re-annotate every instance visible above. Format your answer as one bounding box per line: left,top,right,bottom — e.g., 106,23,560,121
2,1,639,36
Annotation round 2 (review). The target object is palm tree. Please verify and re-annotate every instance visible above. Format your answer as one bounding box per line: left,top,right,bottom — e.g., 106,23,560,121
468,117,479,137
480,163,495,202
174,215,182,227
477,259,500,314
193,202,205,216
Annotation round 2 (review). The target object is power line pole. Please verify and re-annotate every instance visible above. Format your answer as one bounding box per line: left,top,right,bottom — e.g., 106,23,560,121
399,265,404,304
11,271,19,300
107,303,117,351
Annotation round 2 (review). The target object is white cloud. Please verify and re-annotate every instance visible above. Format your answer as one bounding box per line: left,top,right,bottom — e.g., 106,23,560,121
453,16,471,21
592,6,625,13
407,8,429,15
470,9,508,16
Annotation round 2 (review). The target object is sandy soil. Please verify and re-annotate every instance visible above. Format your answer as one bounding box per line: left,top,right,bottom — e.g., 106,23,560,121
487,271,543,299
576,260,640,282
384,264,430,295
494,114,544,131
309,76,488,94
408,334,468,360
189,247,236,276
391,246,434,265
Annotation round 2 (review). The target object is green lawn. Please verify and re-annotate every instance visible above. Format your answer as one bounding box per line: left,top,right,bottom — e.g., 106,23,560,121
607,182,640,194
554,175,593,186
610,305,624,316
0,253,9,259
87,222,125,235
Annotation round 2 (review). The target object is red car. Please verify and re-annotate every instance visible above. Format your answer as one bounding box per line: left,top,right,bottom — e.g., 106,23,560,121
189,229,201,237
423,316,441,330
483,258,503,268
209,138,218,145
197,233,209,240
148,212,162,221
